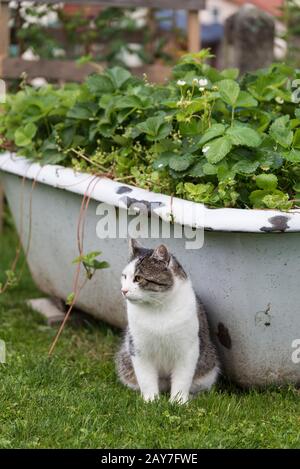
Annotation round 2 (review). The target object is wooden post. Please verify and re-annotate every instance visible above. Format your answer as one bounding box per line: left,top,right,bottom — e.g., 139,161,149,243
146,8,156,60
187,10,200,53
0,1,10,74
198,12,202,51
0,1,9,233
0,185,3,233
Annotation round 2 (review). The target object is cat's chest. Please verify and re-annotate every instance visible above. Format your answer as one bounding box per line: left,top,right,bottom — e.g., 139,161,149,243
134,320,184,350
128,305,199,360
134,324,187,373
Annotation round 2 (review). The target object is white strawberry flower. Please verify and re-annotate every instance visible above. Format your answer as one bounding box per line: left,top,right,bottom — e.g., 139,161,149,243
198,78,208,87
203,146,210,153
177,79,186,86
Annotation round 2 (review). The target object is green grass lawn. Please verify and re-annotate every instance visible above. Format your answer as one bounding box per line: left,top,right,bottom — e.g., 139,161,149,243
1,225,300,449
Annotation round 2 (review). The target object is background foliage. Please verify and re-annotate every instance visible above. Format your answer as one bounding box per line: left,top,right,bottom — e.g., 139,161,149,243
11,3,172,66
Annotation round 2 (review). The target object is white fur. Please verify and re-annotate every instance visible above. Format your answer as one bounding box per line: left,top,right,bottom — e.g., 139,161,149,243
121,259,202,404
190,366,219,394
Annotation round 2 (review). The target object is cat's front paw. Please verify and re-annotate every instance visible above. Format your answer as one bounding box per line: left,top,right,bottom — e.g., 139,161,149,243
142,392,159,403
170,392,189,405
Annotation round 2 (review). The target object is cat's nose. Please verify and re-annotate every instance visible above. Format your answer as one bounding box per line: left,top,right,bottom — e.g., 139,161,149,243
121,288,128,296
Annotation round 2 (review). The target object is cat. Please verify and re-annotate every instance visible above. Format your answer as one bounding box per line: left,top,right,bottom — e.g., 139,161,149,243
116,239,220,404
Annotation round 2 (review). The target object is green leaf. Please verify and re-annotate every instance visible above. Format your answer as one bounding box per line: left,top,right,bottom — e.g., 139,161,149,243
179,119,203,137
217,79,240,107
98,121,116,137
189,99,209,114
42,148,65,165
247,70,288,102
262,191,292,210
269,115,293,148
203,136,233,164
235,91,258,108
256,174,278,191
14,122,37,147
92,260,110,270
116,95,145,109
151,139,178,154
137,116,171,141
169,154,194,172
66,292,75,306
153,152,173,170
3,269,18,288
249,189,270,208
67,102,96,120
226,125,262,147
237,109,271,132
86,74,115,94
203,162,218,175
73,251,110,272
98,94,114,109
198,124,225,145
106,67,132,89
217,165,236,182
136,117,159,136
220,68,239,80
60,126,75,148
255,137,283,169
179,182,215,203
293,128,300,148
233,160,260,174
283,149,300,162
188,161,205,177
155,123,172,141
291,118,300,129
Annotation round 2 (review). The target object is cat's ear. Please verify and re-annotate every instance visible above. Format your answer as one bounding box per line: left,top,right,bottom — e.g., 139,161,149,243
152,244,170,263
129,239,143,258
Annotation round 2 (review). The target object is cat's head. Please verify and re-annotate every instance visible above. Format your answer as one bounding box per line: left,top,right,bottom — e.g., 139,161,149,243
121,239,187,304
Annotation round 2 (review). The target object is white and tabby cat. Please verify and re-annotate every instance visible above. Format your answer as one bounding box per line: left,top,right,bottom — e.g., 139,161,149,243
116,240,219,404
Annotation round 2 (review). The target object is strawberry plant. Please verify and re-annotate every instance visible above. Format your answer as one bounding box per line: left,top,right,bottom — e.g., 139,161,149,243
1,50,300,210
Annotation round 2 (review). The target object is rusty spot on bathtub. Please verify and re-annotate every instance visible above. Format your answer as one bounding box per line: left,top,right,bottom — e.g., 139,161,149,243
255,303,272,327
217,323,232,349
120,195,165,214
116,186,132,195
260,215,290,233
55,167,65,178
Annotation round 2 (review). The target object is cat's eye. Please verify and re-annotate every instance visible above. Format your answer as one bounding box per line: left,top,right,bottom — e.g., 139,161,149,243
134,275,142,283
